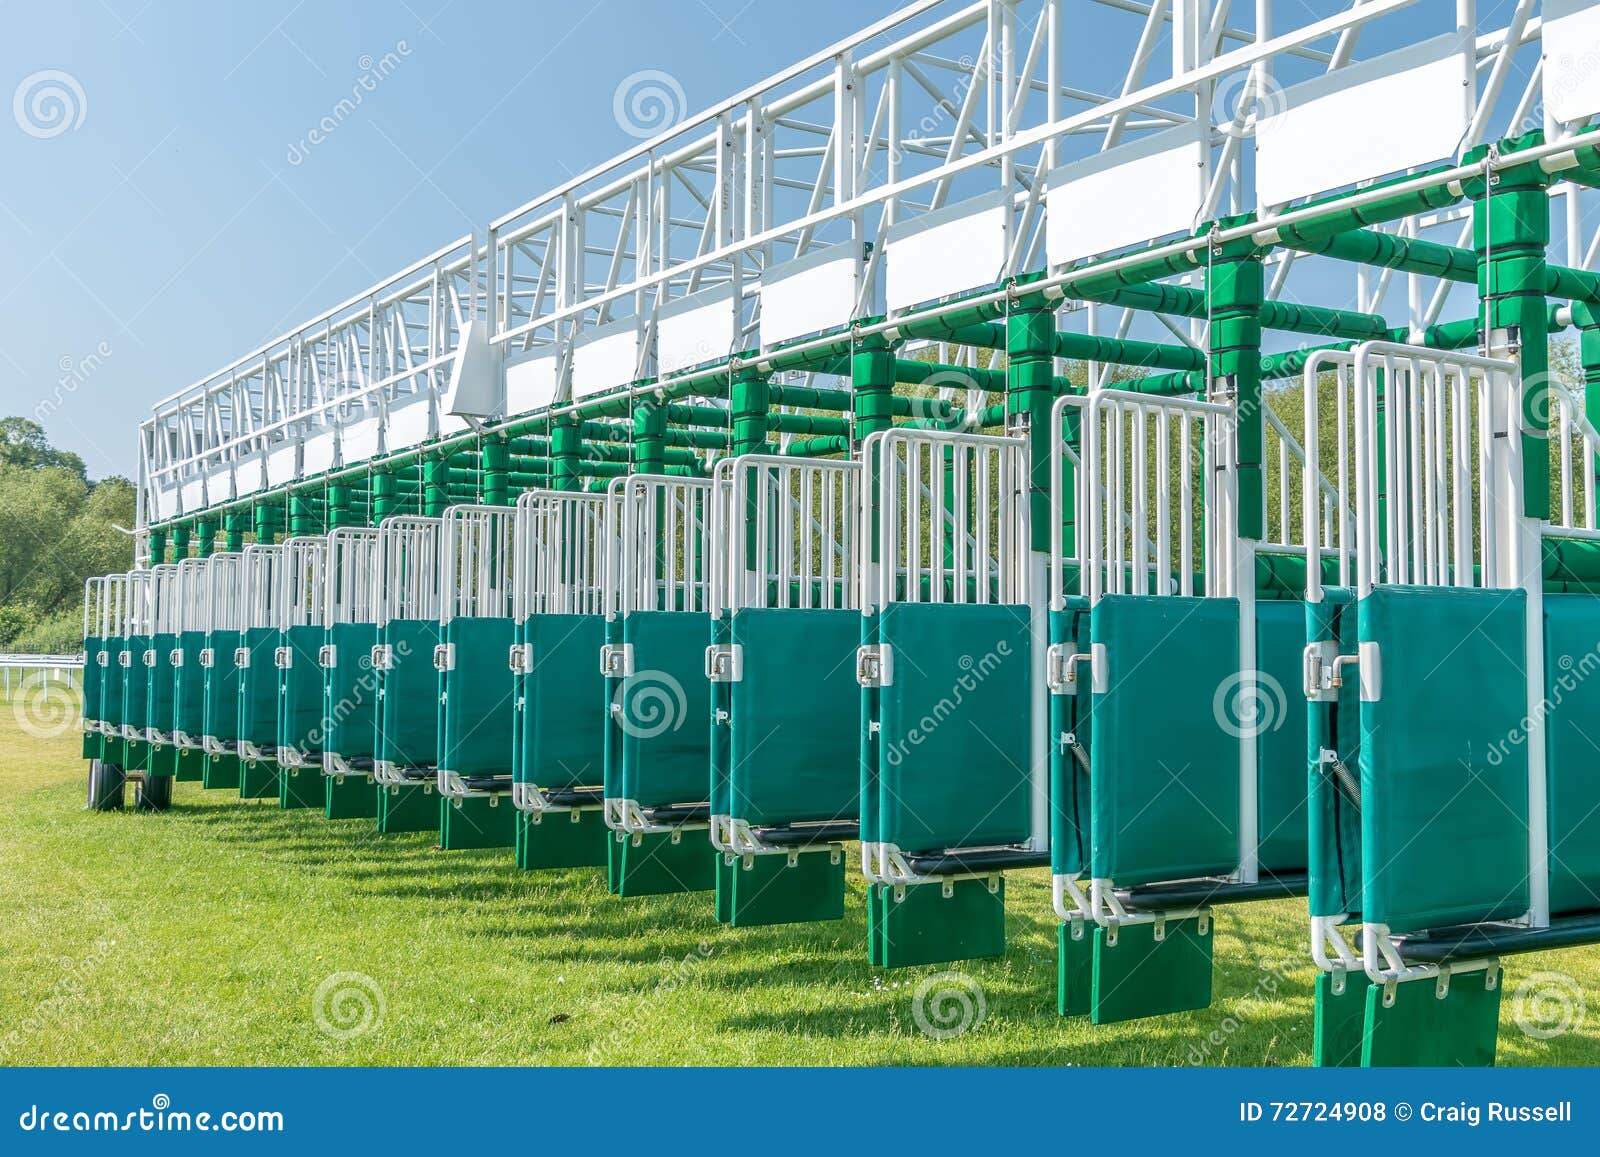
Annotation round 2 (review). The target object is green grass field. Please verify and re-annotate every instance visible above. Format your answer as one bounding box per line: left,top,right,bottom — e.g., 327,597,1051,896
3,684,1599,1067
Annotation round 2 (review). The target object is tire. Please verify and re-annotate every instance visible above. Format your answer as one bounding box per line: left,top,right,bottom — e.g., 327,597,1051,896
87,760,126,811
135,774,173,812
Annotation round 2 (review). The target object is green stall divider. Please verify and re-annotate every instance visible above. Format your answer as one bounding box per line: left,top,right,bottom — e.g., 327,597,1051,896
1360,968,1501,1067
1306,592,1363,921
1312,970,1370,1067
173,747,205,782
438,617,516,781
202,629,241,754
276,624,325,763
278,764,321,810
875,877,1006,969
202,752,241,790
1255,600,1310,873
725,850,845,928
236,627,280,756
608,829,716,896
323,623,379,767
1086,916,1213,1025
325,772,378,820
172,631,207,743
238,758,278,800
619,611,713,809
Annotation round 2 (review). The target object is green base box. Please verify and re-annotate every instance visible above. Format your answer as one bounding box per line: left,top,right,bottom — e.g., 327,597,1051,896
875,877,1006,969
81,731,102,760
376,782,437,833
278,766,322,810
122,739,150,774
1313,970,1371,1067
1087,915,1213,1025
439,793,517,850
607,829,716,896
324,773,379,820
203,753,241,790
173,747,205,782
1057,919,1094,1016
715,855,735,925
515,808,608,870
725,850,845,928
1361,969,1501,1067
239,759,277,800
146,744,177,778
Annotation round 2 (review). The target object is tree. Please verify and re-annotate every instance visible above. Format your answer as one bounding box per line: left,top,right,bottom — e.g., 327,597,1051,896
0,417,87,480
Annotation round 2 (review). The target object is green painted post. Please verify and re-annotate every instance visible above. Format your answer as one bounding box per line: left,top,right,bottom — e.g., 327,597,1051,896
1206,226,1266,540
482,436,510,507
732,367,771,456
1469,137,1552,519
148,528,168,566
289,492,316,538
852,334,895,443
551,415,583,492
171,522,191,562
423,452,450,518
223,511,246,553
327,483,352,530
1006,295,1058,556
632,398,666,475
194,518,217,559
253,502,277,545
371,468,398,522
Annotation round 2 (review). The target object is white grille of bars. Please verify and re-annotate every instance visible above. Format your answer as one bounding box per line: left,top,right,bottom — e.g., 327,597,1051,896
324,528,381,627
82,576,105,641
240,546,283,630
440,506,517,624
275,538,327,631
1305,343,1521,598
1055,390,1234,605
513,490,614,620
204,553,246,633
614,475,713,616
99,574,128,638
862,428,1030,611
1543,377,1600,535
148,564,180,634
122,569,155,636
1261,387,1353,559
175,558,210,633
377,516,444,622
711,455,860,616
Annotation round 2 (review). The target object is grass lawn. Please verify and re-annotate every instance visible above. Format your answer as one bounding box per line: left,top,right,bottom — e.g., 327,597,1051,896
2,684,1599,1067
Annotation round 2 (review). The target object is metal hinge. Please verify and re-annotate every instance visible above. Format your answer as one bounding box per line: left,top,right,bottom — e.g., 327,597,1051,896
170,649,184,667
119,651,131,668
234,647,250,669
508,643,530,674
318,644,337,669
855,644,893,688
1302,640,1339,702
600,643,634,678
274,647,292,670
433,643,456,672
705,643,743,683
1046,643,1096,695
198,648,214,669
370,644,393,672
143,650,157,667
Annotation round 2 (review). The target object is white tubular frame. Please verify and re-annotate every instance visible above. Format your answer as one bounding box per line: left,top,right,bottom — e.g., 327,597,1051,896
273,536,328,767
321,527,381,776
1302,340,1529,986
372,515,443,786
857,425,1031,887
82,576,105,733
511,489,615,814
708,453,861,856
603,474,713,837
200,552,244,755
437,504,518,798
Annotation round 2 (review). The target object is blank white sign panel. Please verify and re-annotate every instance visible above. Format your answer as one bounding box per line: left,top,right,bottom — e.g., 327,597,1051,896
1047,126,1206,266
504,351,562,415
152,486,178,521
302,430,337,476
759,243,863,348
180,476,206,515
1545,0,1600,125
572,320,642,400
885,190,1010,312
234,454,265,499
265,443,299,487
385,397,432,453
1255,33,1470,207
658,284,737,377
340,416,382,465
203,466,232,506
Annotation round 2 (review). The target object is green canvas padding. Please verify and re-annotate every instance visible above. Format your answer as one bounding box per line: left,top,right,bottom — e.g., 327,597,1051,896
238,758,277,799
518,613,606,789
619,610,712,808
276,624,325,755
1049,601,1093,877
145,632,178,736
1057,918,1093,1016
122,635,151,732
236,627,280,749
82,637,104,725
859,613,881,844
376,781,437,833
324,772,378,820
1361,969,1501,1067
602,617,623,802
100,639,126,730
278,765,321,809
729,607,860,826
172,632,207,737
1543,595,1600,916
173,747,205,781
323,623,378,760
608,829,717,896
877,601,1033,853
1255,600,1309,873
1360,586,1529,933
203,630,241,744
439,617,516,777
1306,591,1363,919
1089,595,1241,886
377,619,439,768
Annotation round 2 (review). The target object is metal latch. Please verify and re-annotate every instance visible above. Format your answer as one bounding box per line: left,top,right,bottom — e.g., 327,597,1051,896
274,647,292,670
370,644,393,671
705,644,742,683
143,650,157,667
170,649,184,667
119,651,131,668
318,644,337,669
97,651,108,667
1046,643,1094,695
234,647,251,669
855,644,893,688
600,643,634,678
508,643,530,673
1302,640,1340,702
434,643,456,672
198,648,214,669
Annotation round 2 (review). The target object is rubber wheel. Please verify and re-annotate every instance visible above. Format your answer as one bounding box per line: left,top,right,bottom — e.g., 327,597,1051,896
87,760,126,811
135,774,173,812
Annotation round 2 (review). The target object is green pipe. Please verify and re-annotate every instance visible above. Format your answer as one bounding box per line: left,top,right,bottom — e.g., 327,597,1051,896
785,435,851,458
770,412,848,437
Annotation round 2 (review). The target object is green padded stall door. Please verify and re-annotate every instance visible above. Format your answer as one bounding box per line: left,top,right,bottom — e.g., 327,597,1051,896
202,630,241,749
377,620,440,770
122,636,151,736
730,608,859,826
1543,596,1600,916
727,850,845,927
325,773,378,819
439,617,516,778
1050,602,1093,879
324,623,378,763
276,625,325,759
146,632,178,746
203,753,240,790
1090,595,1240,886
520,613,606,790
236,627,279,751
1306,594,1363,921
1255,600,1309,873
608,829,716,896
1360,586,1529,933
173,748,205,781
173,631,207,742
238,758,277,799
877,877,1006,968
82,637,104,728
877,602,1033,852
279,764,321,809
101,639,127,735
377,782,436,833
619,611,712,808
1088,917,1213,1024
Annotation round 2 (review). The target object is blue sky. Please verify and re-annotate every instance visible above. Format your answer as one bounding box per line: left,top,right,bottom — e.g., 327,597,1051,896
0,0,908,479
